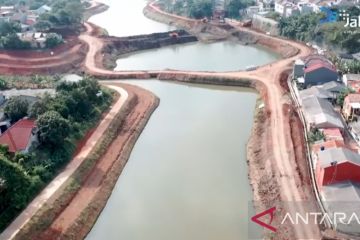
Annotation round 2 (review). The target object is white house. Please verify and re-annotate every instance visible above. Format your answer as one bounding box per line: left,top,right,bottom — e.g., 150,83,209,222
35,5,52,15
275,0,299,17
297,2,314,14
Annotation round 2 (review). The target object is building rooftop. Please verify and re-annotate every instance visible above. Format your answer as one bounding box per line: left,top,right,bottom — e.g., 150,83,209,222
302,96,344,129
322,181,360,234
323,128,344,141
0,119,35,153
321,81,346,93
299,86,333,100
345,74,360,82
303,55,336,73
318,147,360,168
346,94,360,103
312,139,345,153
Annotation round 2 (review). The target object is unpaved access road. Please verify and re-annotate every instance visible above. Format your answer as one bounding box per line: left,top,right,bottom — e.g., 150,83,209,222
0,85,128,240
1,2,321,239
79,8,320,239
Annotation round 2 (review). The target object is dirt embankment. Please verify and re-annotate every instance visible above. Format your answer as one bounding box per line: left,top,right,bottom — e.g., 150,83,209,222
143,4,231,41
144,3,298,59
101,30,198,69
0,2,111,76
0,36,87,75
13,84,159,240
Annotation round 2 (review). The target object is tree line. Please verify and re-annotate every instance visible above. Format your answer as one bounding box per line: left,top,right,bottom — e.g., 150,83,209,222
158,0,254,19
278,6,360,54
0,77,112,231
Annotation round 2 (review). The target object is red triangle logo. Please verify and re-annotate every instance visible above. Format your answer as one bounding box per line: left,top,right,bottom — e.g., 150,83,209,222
251,207,277,232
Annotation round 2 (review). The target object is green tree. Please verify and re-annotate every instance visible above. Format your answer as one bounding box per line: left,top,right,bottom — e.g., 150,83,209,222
189,0,212,19
1,33,31,50
0,78,7,90
308,128,324,143
0,156,32,210
29,97,50,119
0,21,20,36
226,0,254,18
4,96,29,122
336,88,355,106
45,33,63,48
36,111,71,147
34,20,52,32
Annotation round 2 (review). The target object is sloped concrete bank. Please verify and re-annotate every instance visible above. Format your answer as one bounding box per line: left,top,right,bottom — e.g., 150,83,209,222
101,30,198,69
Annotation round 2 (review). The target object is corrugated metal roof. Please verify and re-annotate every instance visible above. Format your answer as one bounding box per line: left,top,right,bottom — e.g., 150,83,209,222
321,81,346,92
322,181,360,234
318,147,360,168
299,86,333,100
302,96,344,129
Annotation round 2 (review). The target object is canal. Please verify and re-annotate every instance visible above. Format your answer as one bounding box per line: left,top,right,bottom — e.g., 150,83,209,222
88,0,278,239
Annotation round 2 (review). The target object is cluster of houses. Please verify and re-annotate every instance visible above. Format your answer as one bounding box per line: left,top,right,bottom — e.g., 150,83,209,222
247,0,359,18
292,55,360,234
0,3,52,48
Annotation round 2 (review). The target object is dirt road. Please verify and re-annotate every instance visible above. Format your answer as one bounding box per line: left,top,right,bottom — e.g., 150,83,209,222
38,83,159,240
1,3,321,239
79,9,320,239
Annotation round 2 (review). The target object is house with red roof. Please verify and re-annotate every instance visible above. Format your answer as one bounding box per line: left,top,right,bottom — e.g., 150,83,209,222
322,128,344,142
295,55,339,87
0,118,37,153
315,147,360,190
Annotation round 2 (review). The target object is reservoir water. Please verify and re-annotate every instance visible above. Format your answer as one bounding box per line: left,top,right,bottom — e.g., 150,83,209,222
86,81,261,240
87,0,277,239
115,41,278,71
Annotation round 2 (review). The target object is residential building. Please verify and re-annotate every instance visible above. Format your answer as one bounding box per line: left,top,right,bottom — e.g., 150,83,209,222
315,147,360,189
275,0,299,17
349,121,360,142
322,181,360,234
312,139,345,153
0,118,37,153
301,55,339,87
293,59,305,78
17,32,47,48
244,6,261,17
343,94,360,121
297,2,314,13
299,86,334,103
322,128,344,142
343,74,360,92
321,81,346,98
301,96,344,130
35,5,52,15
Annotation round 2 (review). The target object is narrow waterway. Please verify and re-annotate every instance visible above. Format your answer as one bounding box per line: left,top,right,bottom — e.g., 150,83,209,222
89,0,174,37
87,0,276,239
86,81,261,240
115,41,278,71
